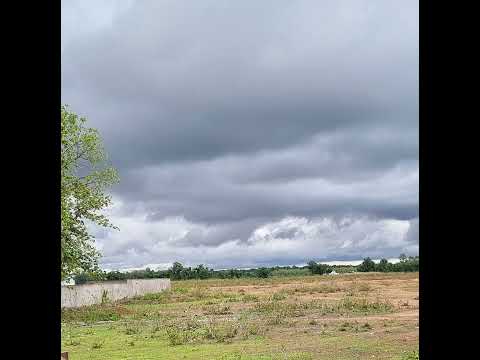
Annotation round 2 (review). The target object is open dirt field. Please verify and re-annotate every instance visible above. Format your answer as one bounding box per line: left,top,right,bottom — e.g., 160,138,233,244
61,272,419,359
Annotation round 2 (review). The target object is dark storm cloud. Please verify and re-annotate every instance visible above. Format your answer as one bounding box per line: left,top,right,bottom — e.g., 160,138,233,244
110,130,418,224
63,0,418,269
62,0,417,166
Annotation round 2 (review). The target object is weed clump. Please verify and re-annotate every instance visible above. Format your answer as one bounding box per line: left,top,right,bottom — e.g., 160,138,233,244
401,350,419,360
204,321,238,343
61,304,128,323
166,326,190,346
91,340,105,349
203,304,232,315
242,294,259,302
335,297,393,314
165,319,240,346
253,301,305,318
124,323,140,335
270,292,287,301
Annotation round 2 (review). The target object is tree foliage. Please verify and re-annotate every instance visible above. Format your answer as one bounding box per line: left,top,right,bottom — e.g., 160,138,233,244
73,255,419,284
357,257,376,272
357,255,419,273
376,258,389,272
307,261,332,275
256,267,272,278
61,105,119,280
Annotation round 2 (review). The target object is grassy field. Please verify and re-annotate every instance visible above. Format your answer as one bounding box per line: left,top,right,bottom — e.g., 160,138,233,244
61,272,419,360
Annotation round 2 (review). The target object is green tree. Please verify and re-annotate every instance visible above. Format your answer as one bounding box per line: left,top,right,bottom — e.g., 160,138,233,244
228,269,241,278
256,267,271,278
61,106,119,280
357,257,376,272
170,262,184,280
376,258,390,272
317,263,332,275
193,264,210,279
307,260,318,275
106,270,125,281
307,261,332,275
73,270,106,284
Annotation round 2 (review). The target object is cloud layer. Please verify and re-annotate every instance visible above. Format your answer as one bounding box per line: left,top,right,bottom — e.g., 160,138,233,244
62,0,418,270
96,199,417,270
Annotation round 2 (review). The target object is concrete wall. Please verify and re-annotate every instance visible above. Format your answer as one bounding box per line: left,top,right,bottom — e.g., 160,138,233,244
61,278,171,308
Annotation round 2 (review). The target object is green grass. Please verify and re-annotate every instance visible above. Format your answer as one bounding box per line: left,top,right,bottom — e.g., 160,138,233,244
61,304,128,323
399,350,419,360
61,322,417,360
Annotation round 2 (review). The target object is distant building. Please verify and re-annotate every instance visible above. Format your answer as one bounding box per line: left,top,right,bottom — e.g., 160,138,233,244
328,270,338,275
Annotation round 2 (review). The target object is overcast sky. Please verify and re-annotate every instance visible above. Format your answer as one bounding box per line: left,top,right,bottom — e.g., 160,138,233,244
62,0,418,270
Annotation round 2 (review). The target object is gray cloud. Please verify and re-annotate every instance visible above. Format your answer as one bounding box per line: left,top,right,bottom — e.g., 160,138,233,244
95,206,418,270
404,218,419,244
111,136,418,224
63,0,417,166
63,0,418,269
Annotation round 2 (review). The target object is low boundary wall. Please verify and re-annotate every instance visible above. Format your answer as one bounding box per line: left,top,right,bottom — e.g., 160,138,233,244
61,278,171,308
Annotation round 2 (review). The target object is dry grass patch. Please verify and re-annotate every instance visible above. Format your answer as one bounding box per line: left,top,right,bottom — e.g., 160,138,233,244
61,272,418,360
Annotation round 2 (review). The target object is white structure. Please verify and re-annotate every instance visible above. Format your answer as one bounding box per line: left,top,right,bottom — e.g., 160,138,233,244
61,278,75,286
61,278,171,308
328,270,338,275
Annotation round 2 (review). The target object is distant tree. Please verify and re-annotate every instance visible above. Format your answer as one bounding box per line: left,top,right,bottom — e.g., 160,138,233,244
389,254,419,272
227,269,241,278
317,263,333,275
145,267,156,278
376,258,389,272
106,271,125,281
73,272,89,285
307,261,319,275
357,257,376,272
256,267,271,278
307,261,332,275
73,270,105,284
170,262,184,280
193,264,210,279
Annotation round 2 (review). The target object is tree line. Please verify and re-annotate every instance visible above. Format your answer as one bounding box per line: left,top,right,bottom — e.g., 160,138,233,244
307,254,419,275
74,263,277,283
72,254,418,284
356,254,419,272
